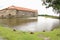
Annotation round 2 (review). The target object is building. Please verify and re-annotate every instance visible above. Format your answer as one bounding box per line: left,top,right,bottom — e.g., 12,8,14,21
0,5,38,18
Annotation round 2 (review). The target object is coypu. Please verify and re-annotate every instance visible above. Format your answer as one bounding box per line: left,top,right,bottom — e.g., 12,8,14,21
30,32,34,34
43,30,45,32
13,29,16,31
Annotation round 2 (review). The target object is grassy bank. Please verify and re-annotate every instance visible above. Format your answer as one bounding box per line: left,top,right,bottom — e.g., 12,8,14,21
0,25,60,40
38,15,59,19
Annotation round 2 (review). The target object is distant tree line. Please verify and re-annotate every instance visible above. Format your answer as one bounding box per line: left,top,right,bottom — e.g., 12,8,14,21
38,14,59,19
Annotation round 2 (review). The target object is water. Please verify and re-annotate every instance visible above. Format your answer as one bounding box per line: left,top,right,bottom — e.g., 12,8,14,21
0,17,59,32
36,16,59,32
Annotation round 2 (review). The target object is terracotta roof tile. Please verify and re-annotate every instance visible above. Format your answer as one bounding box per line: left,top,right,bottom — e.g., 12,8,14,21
6,5,37,12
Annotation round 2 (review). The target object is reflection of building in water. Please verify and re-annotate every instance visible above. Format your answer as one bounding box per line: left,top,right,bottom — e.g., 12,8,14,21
0,5,38,18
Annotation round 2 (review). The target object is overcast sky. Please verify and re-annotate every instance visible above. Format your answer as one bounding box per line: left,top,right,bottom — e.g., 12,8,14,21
0,0,59,16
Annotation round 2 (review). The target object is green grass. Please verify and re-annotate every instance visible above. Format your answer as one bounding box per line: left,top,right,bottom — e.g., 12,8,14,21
0,25,60,40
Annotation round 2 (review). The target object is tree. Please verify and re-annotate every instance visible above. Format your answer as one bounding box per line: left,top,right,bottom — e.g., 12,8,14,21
42,0,60,12
42,0,60,19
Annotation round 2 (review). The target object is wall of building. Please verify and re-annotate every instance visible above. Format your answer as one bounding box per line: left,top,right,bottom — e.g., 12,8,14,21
16,10,37,18
0,9,37,18
0,9,16,18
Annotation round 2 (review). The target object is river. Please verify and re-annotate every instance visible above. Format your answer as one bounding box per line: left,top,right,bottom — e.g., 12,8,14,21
0,16,59,32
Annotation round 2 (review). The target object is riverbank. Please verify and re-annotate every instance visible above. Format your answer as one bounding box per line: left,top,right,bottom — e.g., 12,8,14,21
38,15,59,19
0,25,60,40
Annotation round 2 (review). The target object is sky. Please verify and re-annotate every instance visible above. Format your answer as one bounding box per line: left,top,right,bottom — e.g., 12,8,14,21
0,0,59,16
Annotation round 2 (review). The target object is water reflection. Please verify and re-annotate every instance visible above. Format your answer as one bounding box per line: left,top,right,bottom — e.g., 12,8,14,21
13,22,37,32
0,17,59,32
0,18,37,27
36,16,59,32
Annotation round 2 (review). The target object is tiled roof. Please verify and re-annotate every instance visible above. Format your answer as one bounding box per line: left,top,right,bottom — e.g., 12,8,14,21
4,5,37,12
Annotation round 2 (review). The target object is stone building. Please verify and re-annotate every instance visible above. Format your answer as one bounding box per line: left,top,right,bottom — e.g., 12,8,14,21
0,6,38,18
